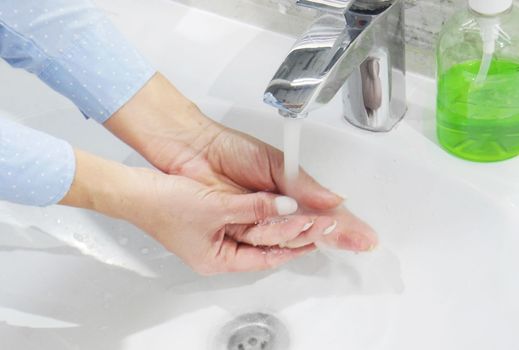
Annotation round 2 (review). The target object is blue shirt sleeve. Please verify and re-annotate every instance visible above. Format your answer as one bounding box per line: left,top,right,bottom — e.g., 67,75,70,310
0,0,157,206
0,117,75,206
0,0,156,123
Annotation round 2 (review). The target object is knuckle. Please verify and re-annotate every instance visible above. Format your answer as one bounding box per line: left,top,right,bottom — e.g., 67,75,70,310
252,194,271,222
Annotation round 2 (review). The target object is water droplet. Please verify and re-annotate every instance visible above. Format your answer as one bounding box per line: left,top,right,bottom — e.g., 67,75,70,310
141,247,150,255
56,219,62,224
268,217,289,225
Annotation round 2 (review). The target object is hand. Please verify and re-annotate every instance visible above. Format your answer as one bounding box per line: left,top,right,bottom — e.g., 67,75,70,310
106,74,378,252
60,150,318,275
148,124,377,252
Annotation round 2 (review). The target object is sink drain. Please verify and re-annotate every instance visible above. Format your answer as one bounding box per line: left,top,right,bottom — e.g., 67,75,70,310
216,313,290,350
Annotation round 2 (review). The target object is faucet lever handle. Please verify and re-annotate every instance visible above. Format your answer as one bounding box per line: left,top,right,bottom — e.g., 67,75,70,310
296,0,354,14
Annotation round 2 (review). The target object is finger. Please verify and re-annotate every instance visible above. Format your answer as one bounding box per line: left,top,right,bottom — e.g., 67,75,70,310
281,216,338,248
216,238,316,274
267,147,344,210
282,207,378,252
226,215,315,247
221,192,298,224
292,168,344,210
320,209,378,252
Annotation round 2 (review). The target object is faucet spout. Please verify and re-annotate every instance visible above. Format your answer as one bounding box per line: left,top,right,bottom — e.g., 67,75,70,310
263,0,407,132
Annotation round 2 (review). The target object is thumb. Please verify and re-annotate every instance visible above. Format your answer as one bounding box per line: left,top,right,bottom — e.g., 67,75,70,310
268,148,343,210
287,169,344,211
222,192,299,224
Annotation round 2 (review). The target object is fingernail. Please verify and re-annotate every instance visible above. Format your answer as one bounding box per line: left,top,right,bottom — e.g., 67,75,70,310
323,220,338,235
333,191,345,201
275,196,298,216
301,221,314,232
325,188,345,202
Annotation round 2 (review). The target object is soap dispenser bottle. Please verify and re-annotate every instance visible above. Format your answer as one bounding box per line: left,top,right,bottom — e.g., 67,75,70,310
436,0,519,162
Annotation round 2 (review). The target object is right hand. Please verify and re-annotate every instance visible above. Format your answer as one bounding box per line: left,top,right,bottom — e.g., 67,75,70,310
61,151,322,275
120,168,322,275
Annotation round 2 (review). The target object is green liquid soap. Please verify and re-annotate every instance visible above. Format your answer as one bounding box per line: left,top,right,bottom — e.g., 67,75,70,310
437,59,519,162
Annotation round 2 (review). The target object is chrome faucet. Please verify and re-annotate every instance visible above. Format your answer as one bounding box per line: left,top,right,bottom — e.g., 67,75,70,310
263,0,407,132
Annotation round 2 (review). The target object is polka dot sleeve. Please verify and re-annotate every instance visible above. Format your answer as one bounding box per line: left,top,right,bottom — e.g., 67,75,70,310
0,0,156,123
0,117,75,207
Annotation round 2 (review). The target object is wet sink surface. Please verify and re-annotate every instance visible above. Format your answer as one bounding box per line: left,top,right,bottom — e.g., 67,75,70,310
1,0,519,349
1,103,518,350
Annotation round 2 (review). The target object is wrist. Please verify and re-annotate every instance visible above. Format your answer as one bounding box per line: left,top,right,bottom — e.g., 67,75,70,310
59,149,144,222
104,73,223,171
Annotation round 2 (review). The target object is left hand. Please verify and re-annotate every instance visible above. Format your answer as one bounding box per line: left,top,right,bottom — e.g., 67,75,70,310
105,74,378,252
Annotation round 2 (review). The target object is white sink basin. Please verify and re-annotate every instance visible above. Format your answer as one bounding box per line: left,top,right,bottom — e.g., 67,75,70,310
1,1,518,349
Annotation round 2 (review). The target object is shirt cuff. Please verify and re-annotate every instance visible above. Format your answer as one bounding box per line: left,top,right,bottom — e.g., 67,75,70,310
0,118,76,207
35,14,156,124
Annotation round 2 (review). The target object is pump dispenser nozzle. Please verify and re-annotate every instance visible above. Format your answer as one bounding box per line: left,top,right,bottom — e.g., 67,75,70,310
469,0,513,16
475,18,499,84
470,0,513,84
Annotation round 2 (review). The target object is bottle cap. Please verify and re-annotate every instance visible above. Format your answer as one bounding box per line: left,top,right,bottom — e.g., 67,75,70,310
469,0,513,15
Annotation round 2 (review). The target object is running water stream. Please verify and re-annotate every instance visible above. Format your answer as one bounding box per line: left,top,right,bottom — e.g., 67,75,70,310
283,117,304,193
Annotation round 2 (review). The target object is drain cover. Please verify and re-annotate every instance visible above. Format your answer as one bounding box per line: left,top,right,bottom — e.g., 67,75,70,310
216,313,290,350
